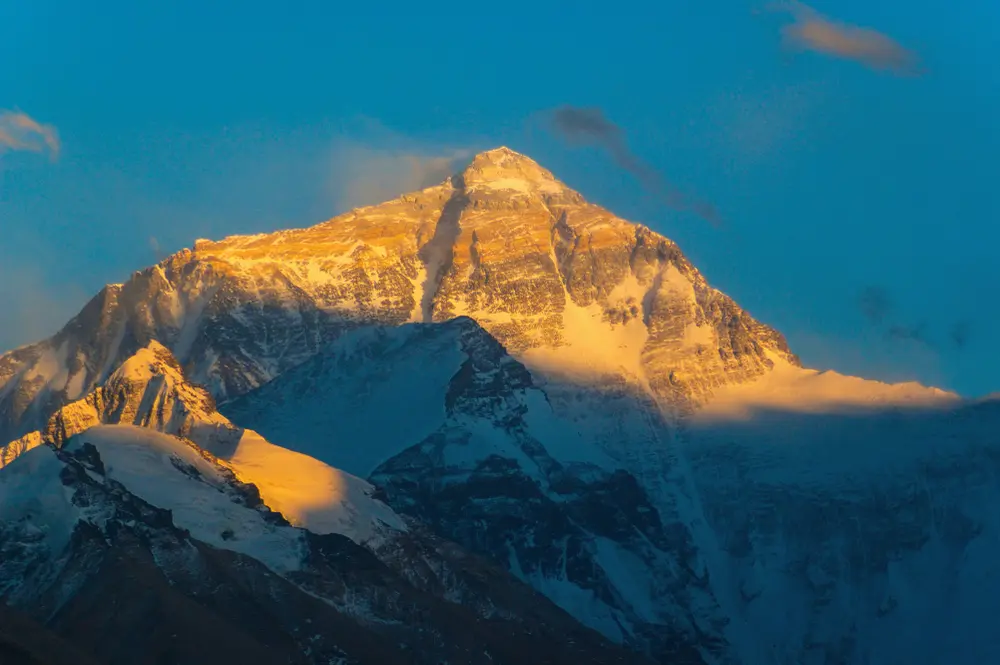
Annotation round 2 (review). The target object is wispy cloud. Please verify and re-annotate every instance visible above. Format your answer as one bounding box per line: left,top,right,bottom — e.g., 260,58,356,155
330,144,472,212
149,236,164,262
0,110,60,158
547,105,722,227
857,285,973,354
887,322,933,348
0,258,87,353
950,321,971,349
857,285,934,348
858,285,893,324
771,2,920,75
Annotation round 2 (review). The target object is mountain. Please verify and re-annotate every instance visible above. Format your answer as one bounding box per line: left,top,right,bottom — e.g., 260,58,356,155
2,146,999,665
0,342,650,665
0,147,798,444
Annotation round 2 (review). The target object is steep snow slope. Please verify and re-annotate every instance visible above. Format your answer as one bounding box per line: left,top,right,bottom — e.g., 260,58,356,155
677,395,1000,665
223,429,405,541
224,319,616,477
69,425,307,571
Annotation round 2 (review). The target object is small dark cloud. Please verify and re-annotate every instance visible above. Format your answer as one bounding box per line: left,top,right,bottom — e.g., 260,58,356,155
951,321,971,349
886,322,933,348
858,286,892,325
858,287,960,352
770,2,921,76
547,106,722,227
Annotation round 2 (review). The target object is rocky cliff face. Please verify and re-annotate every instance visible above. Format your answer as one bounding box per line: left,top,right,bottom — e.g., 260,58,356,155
0,147,797,444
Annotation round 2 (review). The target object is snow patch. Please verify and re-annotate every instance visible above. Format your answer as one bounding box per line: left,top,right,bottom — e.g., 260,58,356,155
439,416,541,479
469,178,534,194
509,545,630,644
520,390,621,469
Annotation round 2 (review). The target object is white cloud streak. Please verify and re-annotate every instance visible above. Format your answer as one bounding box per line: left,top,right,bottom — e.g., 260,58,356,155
0,110,60,158
772,2,921,75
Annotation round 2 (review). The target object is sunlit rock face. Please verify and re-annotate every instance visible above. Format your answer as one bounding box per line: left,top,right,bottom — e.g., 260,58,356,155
0,147,797,443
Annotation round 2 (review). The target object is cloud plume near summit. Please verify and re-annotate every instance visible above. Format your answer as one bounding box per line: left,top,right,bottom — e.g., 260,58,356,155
330,143,471,212
771,1,920,75
0,111,60,158
547,105,722,227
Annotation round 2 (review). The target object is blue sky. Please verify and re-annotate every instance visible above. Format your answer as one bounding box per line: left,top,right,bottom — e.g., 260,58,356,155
1,0,997,395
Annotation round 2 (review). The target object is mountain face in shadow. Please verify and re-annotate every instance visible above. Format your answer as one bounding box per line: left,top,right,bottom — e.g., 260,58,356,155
2,147,996,665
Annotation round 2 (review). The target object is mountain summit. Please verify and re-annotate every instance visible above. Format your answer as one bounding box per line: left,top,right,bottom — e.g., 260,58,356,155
459,146,569,192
